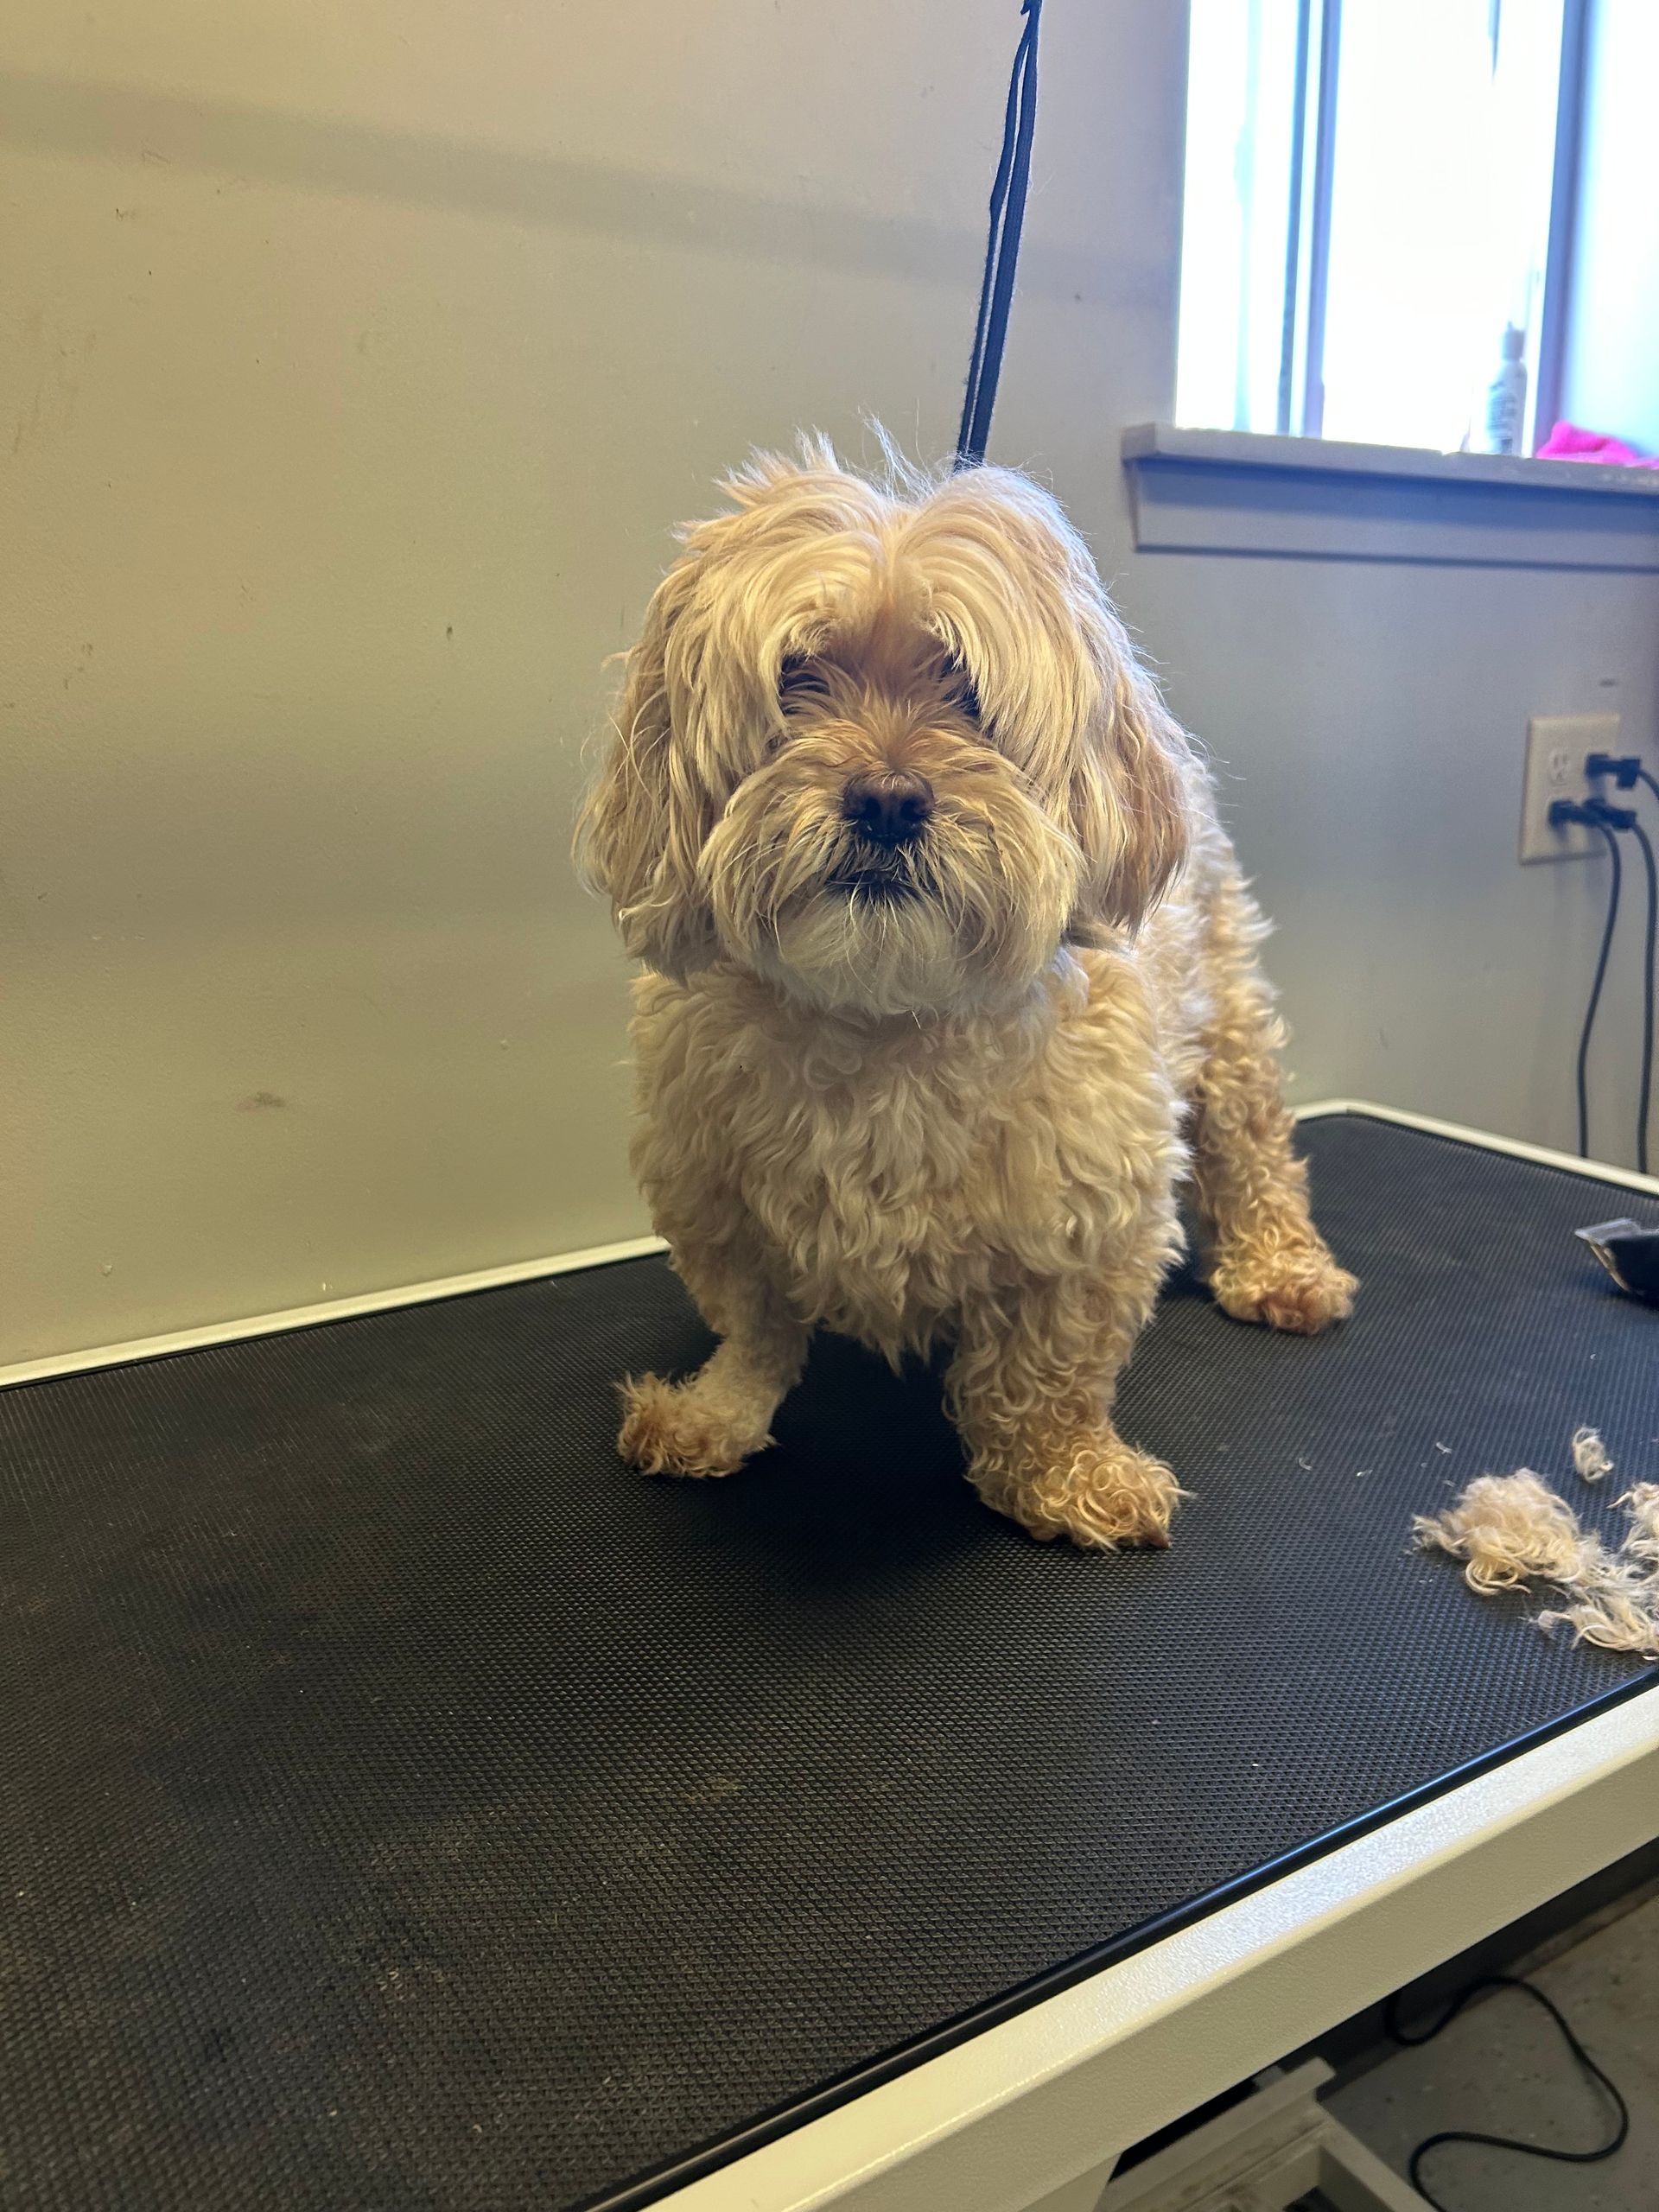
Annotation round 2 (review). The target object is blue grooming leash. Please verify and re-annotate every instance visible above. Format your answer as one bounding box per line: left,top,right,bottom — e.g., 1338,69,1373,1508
956,0,1044,467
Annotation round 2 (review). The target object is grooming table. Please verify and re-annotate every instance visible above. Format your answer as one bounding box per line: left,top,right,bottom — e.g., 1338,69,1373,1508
5,1104,1657,2212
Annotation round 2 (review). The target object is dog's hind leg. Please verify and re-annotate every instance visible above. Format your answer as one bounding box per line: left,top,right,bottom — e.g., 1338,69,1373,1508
1188,867,1356,1335
618,1229,809,1479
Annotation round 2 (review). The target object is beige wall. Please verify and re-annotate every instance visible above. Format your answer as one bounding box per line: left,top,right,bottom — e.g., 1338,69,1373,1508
5,2,1656,1365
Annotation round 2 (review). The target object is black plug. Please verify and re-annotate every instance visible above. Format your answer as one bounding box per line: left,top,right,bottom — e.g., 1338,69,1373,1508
1553,796,1637,832
1586,750,1642,789
1586,797,1638,831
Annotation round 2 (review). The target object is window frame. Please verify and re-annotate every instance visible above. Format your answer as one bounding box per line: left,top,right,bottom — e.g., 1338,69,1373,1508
1140,0,1659,564
1185,0,1593,453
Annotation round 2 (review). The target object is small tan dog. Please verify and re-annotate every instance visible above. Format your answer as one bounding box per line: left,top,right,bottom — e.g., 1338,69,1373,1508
578,439,1354,1548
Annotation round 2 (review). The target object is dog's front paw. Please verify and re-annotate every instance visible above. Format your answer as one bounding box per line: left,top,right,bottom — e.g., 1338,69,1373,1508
617,1372,772,1479
1211,1249,1357,1336
979,1433,1184,1550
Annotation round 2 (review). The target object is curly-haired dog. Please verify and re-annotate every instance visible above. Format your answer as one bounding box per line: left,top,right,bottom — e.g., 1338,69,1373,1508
577,440,1355,1548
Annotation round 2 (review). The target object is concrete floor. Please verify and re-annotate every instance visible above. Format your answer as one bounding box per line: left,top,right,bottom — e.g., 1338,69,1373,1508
1327,1889,1659,2209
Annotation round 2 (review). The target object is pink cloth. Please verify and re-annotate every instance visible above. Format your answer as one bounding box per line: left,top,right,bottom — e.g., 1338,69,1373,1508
1536,420,1659,467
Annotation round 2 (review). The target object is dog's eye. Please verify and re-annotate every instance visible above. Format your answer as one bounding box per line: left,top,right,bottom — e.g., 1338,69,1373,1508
769,656,823,753
942,652,982,725
778,654,827,706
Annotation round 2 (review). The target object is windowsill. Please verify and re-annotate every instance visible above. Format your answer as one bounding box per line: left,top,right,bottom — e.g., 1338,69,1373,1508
1121,424,1659,569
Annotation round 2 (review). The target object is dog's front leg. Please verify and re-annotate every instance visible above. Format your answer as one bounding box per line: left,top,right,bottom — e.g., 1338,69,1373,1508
618,1231,808,1480
945,1259,1181,1550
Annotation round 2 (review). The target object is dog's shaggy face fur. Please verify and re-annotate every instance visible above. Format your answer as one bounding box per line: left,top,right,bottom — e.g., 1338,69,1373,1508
578,441,1355,1549
578,440,1185,1019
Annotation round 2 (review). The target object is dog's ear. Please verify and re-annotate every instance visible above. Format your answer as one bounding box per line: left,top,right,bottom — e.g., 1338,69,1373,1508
920,465,1192,940
1066,639,1193,937
575,556,721,980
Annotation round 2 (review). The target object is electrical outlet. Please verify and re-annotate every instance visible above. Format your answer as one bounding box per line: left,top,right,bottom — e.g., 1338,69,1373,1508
1519,713,1624,863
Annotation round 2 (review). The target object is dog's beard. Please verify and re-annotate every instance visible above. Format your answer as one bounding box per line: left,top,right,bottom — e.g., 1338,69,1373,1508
701,753,1080,1017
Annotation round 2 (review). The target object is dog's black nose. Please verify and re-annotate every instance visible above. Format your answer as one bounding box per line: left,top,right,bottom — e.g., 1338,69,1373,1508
842,771,933,848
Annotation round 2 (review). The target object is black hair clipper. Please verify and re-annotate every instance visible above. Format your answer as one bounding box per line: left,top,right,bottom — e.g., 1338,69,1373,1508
1576,1217,1659,1305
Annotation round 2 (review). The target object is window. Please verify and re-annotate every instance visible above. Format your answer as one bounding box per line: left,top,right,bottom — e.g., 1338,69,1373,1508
1175,0,1576,456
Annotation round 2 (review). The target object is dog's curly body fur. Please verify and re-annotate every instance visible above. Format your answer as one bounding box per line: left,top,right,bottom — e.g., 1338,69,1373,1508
580,441,1354,1548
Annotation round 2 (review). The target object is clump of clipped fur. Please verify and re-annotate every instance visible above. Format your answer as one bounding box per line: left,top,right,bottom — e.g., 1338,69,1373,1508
1414,1470,1659,1661
1570,1426,1614,1481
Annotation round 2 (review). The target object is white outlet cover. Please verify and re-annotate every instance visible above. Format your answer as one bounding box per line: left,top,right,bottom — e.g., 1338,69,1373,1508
1519,713,1624,864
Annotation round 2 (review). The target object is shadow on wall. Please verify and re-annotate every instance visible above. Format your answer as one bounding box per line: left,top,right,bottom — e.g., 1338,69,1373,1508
0,66,1137,302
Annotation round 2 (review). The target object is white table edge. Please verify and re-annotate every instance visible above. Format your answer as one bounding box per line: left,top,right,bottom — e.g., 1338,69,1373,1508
644,1689,1658,2212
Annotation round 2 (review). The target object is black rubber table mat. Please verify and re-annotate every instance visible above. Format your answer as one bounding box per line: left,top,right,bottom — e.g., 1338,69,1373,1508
4,1112,1657,2212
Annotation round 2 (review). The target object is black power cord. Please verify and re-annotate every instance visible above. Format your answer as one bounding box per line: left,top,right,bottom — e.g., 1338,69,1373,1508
1630,815,1656,1175
1550,797,1625,1160
1586,752,1659,1172
1382,1974,1630,2212
956,0,1044,469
